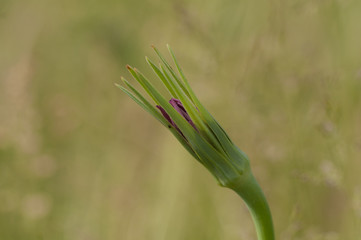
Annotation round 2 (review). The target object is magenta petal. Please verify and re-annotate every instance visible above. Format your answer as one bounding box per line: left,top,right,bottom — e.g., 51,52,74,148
156,105,174,126
156,99,198,138
169,98,198,131
156,105,185,138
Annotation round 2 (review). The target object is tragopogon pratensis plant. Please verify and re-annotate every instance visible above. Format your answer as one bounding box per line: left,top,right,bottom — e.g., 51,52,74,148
117,45,275,240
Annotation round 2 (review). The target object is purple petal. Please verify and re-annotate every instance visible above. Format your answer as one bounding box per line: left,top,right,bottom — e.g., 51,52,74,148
156,105,185,138
156,98,198,138
156,105,174,126
169,98,198,131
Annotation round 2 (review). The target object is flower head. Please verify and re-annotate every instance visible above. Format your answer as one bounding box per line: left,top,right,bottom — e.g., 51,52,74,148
117,46,275,240
116,45,250,187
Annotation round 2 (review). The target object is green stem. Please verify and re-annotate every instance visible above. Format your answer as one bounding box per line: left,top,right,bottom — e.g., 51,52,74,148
229,173,275,240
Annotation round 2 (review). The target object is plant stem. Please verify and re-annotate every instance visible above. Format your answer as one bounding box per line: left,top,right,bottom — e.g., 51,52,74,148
229,173,275,240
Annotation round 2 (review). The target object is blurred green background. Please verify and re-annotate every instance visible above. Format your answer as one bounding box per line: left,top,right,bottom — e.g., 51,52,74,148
1,0,361,239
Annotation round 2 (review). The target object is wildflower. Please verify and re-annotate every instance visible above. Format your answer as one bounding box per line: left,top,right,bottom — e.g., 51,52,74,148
117,45,274,240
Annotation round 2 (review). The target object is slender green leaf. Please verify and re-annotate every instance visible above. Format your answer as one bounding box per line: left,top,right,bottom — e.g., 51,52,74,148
152,46,192,100
169,129,202,162
121,78,168,127
126,65,160,105
167,45,240,161
115,83,166,126
146,57,177,98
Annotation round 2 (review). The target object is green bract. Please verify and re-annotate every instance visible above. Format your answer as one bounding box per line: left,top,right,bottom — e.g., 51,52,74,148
117,45,275,240
116,45,250,187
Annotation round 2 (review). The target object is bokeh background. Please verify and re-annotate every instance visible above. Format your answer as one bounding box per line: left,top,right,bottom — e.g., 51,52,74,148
1,0,361,239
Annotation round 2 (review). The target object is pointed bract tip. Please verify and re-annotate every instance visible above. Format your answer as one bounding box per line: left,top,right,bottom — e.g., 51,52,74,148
166,44,172,52
126,64,132,70
151,44,155,49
